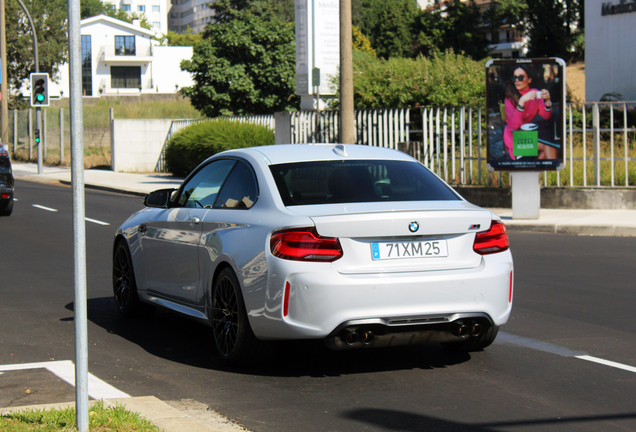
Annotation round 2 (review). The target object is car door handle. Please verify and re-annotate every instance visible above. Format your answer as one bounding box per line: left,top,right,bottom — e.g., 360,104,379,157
139,223,147,234
188,216,200,227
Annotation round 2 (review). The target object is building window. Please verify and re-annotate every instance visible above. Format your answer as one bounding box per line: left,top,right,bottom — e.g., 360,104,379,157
152,5,160,12
115,35,135,56
138,5,145,12
121,4,131,11
111,66,141,88
152,21,161,29
81,35,92,96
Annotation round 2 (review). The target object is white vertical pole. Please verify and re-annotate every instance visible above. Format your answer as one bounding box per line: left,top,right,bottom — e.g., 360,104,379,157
68,0,88,429
443,107,448,182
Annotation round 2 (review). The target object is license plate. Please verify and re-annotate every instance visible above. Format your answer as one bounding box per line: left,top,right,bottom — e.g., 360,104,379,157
371,240,448,260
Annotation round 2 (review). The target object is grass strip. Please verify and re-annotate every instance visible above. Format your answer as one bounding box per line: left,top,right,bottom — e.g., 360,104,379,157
0,400,162,431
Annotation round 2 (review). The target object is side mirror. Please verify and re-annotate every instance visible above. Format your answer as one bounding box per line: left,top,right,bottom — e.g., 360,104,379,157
144,188,177,208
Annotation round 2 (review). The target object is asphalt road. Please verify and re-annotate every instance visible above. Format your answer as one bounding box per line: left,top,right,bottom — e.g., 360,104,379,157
1,179,636,432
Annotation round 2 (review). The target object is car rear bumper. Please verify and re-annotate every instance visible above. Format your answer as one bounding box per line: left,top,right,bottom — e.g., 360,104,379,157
247,251,513,340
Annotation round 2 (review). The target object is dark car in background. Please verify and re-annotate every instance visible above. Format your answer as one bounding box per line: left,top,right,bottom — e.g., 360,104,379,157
0,145,14,216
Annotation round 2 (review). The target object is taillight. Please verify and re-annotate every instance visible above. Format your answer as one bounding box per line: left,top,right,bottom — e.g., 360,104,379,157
473,220,509,255
1,193,10,199
270,228,343,262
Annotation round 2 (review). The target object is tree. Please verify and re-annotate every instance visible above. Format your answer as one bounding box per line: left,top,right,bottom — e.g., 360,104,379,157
414,0,491,60
329,50,485,109
352,26,376,57
356,0,419,59
81,0,112,19
488,0,583,60
212,0,294,24
6,0,69,107
180,9,298,117
525,0,583,59
156,29,203,47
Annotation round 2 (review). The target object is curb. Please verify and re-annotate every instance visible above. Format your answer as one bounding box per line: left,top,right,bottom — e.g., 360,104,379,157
58,180,148,197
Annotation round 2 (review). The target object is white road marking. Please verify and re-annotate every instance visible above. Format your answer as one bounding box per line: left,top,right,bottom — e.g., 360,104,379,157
32,204,58,212
0,360,130,399
575,355,636,374
85,217,110,226
498,332,636,375
31,204,109,226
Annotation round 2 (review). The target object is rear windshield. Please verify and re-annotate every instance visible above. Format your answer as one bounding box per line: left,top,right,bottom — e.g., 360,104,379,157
270,160,460,206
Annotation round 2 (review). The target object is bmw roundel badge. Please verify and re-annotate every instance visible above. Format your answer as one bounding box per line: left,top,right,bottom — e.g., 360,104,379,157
409,221,419,233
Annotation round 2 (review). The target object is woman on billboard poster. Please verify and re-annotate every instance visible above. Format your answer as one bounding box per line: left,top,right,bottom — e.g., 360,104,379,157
503,65,557,160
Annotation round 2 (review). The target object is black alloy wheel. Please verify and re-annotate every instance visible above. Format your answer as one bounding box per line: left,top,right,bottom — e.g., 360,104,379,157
211,268,263,365
112,240,149,317
0,198,12,216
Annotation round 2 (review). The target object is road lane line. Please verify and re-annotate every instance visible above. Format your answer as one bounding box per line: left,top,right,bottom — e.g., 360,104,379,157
498,332,636,374
85,217,110,226
575,355,636,374
0,360,130,399
33,204,58,212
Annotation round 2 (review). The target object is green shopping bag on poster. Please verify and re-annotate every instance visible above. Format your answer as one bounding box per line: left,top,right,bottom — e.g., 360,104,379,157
513,130,538,157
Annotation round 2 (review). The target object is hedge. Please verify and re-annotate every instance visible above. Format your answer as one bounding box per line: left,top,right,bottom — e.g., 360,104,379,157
164,119,274,177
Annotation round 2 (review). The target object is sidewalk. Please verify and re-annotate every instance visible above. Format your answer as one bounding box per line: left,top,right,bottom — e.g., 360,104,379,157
12,162,636,237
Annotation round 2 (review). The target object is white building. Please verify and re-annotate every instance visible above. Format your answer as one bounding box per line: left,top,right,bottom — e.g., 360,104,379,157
34,15,193,99
585,0,636,101
168,0,217,33
103,0,171,35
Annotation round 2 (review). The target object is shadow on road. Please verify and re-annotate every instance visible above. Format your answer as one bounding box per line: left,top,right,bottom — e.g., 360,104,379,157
342,408,636,432
67,297,472,378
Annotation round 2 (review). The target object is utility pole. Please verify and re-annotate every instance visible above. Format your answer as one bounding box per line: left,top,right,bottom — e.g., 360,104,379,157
0,0,8,145
339,0,354,144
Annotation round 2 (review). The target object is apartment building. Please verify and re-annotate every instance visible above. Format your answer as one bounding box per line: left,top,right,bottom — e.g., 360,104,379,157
168,0,217,33
104,0,171,34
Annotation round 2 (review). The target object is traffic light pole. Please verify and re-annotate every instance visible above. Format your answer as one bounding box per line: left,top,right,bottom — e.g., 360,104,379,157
36,109,42,174
15,0,44,173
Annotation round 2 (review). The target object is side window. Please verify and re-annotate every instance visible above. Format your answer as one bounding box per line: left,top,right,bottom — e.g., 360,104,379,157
214,161,258,209
178,159,236,208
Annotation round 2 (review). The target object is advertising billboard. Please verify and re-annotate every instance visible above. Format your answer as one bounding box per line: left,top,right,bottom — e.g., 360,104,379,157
486,58,566,171
295,0,339,96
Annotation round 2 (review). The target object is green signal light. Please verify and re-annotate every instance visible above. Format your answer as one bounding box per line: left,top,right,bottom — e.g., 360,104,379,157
36,94,44,102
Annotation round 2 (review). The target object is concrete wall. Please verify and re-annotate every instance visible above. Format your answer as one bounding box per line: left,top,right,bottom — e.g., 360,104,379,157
586,0,636,101
111,119,173,172
455,186,636,210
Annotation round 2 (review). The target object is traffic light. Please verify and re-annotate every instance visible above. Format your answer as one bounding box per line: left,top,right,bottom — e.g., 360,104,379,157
34,129,40,145
30,73,50,107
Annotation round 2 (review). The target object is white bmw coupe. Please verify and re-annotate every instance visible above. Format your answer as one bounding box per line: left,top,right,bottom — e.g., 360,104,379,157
113,144,513,364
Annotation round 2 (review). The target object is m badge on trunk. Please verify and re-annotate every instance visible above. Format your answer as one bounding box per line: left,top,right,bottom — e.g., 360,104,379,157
409,221,419,233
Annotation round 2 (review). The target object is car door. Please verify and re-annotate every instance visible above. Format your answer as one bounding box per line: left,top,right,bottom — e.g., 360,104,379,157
198,160,261,296
141,159,237,302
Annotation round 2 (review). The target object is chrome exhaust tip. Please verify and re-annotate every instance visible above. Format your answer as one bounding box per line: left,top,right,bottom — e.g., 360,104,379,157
343,330,360,345
455,321,469,337
361,331,375,344
471,323,483,337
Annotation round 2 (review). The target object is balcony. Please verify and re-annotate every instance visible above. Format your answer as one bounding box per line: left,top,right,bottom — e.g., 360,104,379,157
98,45,153,64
